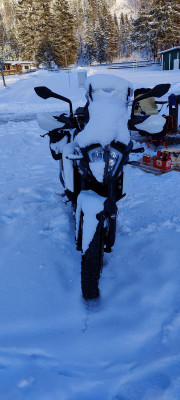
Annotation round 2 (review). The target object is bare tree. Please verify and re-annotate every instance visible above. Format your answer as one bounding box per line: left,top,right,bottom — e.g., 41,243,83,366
0,14,17,87
0,16,8,87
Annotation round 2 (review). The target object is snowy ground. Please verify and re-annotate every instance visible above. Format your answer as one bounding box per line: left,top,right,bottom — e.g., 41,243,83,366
0,66,180,400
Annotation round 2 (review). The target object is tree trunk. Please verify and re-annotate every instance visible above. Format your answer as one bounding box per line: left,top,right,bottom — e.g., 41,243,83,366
0,68,7,87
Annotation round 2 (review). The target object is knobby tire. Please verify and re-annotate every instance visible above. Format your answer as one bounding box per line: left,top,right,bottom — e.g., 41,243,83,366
81,219,104,300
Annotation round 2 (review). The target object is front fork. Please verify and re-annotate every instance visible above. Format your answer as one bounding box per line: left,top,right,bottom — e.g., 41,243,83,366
75,191,118,254
103,198,118,252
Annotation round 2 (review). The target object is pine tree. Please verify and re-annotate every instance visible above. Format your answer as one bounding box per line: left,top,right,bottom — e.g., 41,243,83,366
68,0,135,63
119,12,133,57
69,0,84,63
36,1,55,68
95,17,107,64
103,9,119,62
161,0,180,48
131,0,180,58
14,0,48,61
119,12,125,57
83,0,97,64
114,13,120,58
131,3,152,57
81,0,121,64
50,0,78,67
14,0,78,67
124,14,133,57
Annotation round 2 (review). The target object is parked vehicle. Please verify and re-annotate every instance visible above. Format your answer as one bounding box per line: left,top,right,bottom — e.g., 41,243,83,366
128,83,180,144
34,74,142,300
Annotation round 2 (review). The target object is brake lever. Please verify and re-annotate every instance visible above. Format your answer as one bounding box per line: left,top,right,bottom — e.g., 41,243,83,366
57,114,75,128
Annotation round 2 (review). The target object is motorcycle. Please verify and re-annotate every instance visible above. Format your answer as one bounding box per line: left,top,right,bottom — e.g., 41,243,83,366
128,83,179,143
34,73,143,300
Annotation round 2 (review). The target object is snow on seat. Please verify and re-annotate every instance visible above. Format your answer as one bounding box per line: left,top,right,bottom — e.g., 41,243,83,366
85,73,133,94
134,114,166,135
76,74,133,148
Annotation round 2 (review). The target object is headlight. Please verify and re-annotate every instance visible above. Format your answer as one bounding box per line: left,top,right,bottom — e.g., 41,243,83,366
108,148,123,175
88,146,104,162
88,145,124,180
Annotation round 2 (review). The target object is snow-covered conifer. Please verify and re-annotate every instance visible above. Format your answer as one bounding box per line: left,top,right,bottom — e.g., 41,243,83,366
14,0,77,67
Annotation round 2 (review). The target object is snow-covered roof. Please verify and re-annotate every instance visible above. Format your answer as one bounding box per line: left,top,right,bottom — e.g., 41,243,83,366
157,47,180,55
4,61,38,65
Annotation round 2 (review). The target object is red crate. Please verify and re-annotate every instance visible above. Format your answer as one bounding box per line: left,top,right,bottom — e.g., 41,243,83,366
153,154,172,170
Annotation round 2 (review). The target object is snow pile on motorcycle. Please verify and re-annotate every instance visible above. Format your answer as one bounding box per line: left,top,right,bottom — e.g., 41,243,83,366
76,74,133,148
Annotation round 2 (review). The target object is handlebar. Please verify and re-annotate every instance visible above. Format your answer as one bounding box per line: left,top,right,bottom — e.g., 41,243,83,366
131,147,144,153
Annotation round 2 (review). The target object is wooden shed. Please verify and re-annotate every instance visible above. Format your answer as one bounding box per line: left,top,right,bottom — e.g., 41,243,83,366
157,47,180,71
3,61,38,75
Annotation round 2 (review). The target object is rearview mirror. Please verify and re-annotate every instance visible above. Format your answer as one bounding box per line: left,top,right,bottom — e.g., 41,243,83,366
34,86,53,99
34,86,73,116
134,83,171,103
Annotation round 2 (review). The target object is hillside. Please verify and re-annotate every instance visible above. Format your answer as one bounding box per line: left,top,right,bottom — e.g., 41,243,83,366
110,0,136,16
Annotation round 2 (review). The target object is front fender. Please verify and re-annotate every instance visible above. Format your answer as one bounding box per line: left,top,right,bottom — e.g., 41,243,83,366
76,190,105,253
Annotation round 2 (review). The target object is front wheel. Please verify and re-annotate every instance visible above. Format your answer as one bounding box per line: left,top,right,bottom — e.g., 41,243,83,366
81,218,104,300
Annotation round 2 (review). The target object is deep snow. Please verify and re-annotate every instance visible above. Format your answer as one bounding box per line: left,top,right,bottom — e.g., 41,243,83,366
0,65,180,400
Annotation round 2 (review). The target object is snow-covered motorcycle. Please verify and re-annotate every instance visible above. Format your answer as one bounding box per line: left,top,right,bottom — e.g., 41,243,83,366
35,74,138,300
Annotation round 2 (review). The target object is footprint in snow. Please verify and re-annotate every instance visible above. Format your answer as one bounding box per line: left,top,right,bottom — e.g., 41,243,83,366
0,209,25,224
0,215,14,224
18,376,35,389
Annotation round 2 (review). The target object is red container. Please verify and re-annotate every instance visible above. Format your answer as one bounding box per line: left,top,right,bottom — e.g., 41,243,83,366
163,159,172,170
143,154,151,164
153,153,172,170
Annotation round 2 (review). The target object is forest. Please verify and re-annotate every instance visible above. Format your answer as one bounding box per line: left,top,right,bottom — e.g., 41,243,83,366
0,0,179,69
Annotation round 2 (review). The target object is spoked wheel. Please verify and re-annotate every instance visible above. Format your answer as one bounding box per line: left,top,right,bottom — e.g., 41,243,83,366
81,217,104,300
